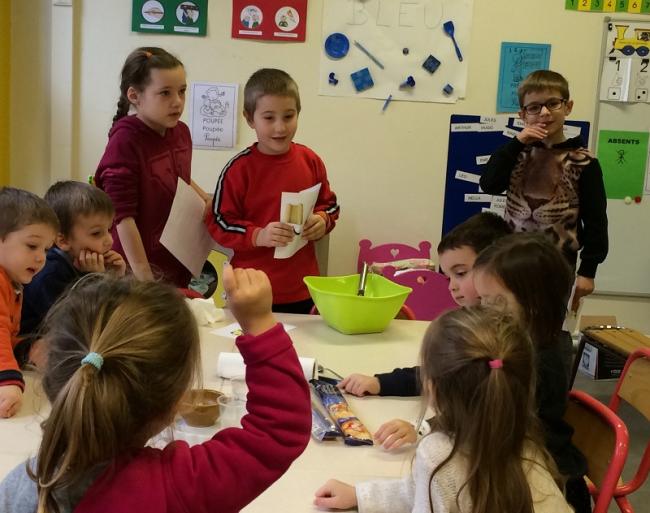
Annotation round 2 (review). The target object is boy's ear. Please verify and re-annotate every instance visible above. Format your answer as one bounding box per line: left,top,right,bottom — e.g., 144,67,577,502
55,233,71,252
243,110,255,128
565,99,574,115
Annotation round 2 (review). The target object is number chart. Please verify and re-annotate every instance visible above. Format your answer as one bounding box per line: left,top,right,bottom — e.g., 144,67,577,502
566,0,650,13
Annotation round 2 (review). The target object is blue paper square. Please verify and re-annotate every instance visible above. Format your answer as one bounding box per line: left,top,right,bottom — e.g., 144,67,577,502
350,68,374,92
422,55,441,74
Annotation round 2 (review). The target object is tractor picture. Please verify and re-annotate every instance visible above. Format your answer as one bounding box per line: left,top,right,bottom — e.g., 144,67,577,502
611,24,650,57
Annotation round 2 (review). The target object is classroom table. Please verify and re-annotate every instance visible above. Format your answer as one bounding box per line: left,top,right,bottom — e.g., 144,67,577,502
0,313,430,512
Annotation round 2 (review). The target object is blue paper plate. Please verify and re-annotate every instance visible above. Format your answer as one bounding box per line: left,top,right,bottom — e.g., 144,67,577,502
324,33,349,59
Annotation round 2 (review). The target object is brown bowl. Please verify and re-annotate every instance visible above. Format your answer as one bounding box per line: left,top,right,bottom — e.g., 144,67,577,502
179,389,223,427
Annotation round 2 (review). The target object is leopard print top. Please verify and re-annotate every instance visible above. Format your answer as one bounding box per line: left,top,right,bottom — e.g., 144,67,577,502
505,145,595,267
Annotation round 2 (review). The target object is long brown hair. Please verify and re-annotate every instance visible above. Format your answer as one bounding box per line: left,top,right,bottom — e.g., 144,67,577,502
30,276,200,513
473,233,573,348
112,47,184,126
420,306,552,513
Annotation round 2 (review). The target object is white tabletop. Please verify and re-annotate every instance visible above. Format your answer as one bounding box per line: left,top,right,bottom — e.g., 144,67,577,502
0,313,430,512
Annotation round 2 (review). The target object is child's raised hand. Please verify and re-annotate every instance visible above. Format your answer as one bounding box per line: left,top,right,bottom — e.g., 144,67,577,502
0,385,23,418
516,123,548,145
337,373,380,396
302,213,326,241
222,263,276,336
255,222,295,247
374,419,417,450
314,479,358,510
103,250,126,277
74,250,105,273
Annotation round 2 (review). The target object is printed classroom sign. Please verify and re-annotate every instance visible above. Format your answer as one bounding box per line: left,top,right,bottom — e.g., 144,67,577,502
597,129,649,199
497,42,551,112
132,0,208,35
189,82,239,150
599,22,650,102
566,0,650,13
231,0,308,42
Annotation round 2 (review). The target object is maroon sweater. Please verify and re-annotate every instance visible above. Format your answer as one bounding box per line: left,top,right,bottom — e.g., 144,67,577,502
74,323,311,513
95,116,192,288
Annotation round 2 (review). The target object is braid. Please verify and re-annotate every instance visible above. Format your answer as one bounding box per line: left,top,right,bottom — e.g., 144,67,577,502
112,94,131,126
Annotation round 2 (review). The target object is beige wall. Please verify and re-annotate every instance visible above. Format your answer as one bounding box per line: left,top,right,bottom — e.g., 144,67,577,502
0,0,9,186
11,0,650,331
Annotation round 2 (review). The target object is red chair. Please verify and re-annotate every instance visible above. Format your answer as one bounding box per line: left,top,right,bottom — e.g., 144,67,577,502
607,348,650,512
357,239,432,273
564,390,629,513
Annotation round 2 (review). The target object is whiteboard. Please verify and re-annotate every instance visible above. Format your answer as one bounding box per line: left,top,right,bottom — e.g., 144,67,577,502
594,19,650,297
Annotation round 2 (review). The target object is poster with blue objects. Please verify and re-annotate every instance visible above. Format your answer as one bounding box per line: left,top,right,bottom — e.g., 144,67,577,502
319,0,474,103
441,114,590,236
496,42,551,112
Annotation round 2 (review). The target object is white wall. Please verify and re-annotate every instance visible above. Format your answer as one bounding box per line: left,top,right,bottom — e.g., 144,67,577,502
11,0,650,332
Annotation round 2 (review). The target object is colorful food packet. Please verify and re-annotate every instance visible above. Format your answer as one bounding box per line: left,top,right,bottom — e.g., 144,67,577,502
311,379,373,446
311,385,341,441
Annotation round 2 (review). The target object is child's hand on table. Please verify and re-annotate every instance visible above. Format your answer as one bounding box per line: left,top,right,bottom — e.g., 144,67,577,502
337,373,380,396
255,222,295,247
0,385,23,418
222,263,275,336
302,213,326,241
374,419,417,450
314,479,358,510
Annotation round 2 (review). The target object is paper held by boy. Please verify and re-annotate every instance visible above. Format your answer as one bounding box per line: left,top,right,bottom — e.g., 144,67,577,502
275,183,321,259
216,351,316,382
161,179,232,276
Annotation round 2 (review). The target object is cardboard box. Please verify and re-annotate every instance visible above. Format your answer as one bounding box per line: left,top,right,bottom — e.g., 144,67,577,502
577,337,627,380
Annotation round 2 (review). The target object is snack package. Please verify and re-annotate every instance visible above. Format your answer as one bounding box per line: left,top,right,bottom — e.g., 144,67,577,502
311,385,341,441
311,379,373,446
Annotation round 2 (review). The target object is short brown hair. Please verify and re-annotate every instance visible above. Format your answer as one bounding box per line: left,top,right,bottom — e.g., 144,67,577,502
517,70,570,107
243,68,301,119
0,187,59,238
437,212,511,255
45,181,115,237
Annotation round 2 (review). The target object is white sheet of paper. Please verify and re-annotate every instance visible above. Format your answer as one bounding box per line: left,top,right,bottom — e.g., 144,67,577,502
216,351,315,381
274,183,321,260
210,322,296,339
160,179,221,277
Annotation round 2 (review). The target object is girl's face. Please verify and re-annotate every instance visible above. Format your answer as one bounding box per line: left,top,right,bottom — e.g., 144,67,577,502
128,66,187,135
473,270,521,319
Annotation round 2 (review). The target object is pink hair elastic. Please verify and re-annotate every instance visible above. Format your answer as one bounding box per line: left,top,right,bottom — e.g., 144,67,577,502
488,359,503,369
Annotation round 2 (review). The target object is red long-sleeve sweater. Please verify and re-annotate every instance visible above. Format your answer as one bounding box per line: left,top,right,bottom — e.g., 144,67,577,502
74,323,311,513
0,268,24,390
206,143,340,304
95,115,193,288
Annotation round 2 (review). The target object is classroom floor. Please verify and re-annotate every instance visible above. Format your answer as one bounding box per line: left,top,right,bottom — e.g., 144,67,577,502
573,372,648,513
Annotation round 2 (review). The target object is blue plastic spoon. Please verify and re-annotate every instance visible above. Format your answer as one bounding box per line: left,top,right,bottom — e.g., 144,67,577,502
443,21,463,62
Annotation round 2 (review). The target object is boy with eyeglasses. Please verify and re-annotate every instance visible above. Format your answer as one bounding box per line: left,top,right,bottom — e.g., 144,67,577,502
481,70,608,311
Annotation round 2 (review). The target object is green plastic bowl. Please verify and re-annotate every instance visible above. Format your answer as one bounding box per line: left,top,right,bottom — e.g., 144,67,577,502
304,274,412,334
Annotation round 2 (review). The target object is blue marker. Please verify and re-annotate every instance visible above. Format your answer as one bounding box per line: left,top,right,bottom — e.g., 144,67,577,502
381,94,393,112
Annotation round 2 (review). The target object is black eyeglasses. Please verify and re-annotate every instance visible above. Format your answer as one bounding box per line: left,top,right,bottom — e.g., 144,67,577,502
521,98,567,115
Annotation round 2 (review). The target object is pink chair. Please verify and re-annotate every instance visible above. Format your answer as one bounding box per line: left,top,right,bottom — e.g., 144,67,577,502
357,239,432,273
565,389,629,513
382,267,457,321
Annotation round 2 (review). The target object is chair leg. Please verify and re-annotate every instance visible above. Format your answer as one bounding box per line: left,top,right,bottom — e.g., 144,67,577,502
614,495,634,513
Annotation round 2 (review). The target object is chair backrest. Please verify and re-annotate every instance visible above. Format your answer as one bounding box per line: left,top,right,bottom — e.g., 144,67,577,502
357,239,432,273
564,390,629,513
608,348,650,504
382,267,457,321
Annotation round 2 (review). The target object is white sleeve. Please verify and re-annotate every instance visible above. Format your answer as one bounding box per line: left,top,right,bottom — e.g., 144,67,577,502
355,432,471,513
